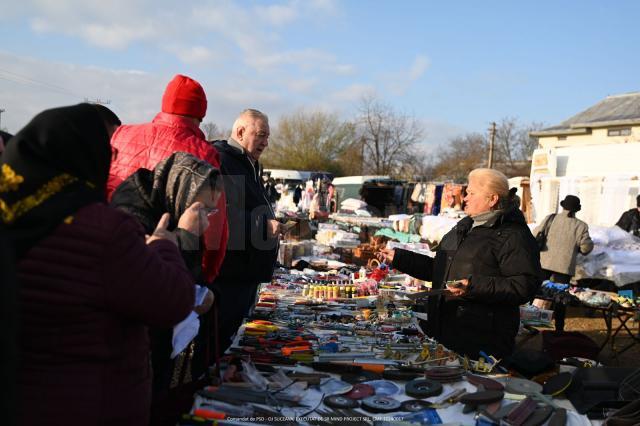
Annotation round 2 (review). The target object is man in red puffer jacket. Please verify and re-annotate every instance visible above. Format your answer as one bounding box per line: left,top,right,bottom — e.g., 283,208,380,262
107,74,228,283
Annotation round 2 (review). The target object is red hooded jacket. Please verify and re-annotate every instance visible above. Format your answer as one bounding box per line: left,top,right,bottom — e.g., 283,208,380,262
107,112,227,282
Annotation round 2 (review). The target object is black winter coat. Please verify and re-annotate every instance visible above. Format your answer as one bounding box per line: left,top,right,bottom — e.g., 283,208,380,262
393,207,541,358
616,208,640,237
213,140,278,284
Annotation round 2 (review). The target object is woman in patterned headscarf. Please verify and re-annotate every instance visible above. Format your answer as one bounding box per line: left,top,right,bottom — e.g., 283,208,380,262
111,152,221,280
0,104,195,426
111,151,222,426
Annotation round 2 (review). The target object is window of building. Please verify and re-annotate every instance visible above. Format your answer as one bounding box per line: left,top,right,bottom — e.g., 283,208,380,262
558,136,567,141
608,128,632,137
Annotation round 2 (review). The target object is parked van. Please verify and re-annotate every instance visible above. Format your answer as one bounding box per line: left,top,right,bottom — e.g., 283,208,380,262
264,169,311,187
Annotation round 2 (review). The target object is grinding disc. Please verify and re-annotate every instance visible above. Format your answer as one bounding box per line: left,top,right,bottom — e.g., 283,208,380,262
341,371,381,384
425,366,464,383
324,395,360,409
466,373,504,391
504,377,543,395
542,372,572,396
343,383,374,400
405,378,444,398
459,390,504,405
522,405,553,426
401,399,433,412
361,396,402,413
363,380,401,396
382,369,421,381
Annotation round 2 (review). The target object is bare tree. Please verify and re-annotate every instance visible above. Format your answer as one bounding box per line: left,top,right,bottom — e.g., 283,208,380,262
493,117,546,176
433,133,488,182
518,121,544,160
260,109,358,176
201,122,230,141
395,147,436,181
358,95,425,176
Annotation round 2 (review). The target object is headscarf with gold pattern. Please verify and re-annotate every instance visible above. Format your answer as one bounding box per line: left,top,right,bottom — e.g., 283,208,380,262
0,104,111,258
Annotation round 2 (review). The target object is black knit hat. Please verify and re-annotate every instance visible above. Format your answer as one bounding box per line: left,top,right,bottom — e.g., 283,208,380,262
636,194,640,207
560,195,581,212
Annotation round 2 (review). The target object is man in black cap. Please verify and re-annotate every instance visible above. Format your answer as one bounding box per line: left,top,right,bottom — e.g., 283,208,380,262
533,195,593,330
615,194,640,237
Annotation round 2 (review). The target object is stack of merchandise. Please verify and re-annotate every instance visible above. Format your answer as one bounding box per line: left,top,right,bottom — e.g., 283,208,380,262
315,223,359,248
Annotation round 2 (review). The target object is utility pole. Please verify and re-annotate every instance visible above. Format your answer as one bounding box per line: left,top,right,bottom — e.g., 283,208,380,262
0,108,5,130
360,136,366,175
487,121,496,169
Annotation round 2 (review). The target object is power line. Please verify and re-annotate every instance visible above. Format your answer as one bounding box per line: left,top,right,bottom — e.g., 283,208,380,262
0,67,85,99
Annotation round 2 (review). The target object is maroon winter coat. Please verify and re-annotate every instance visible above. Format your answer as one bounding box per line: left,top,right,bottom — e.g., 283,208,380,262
17,203,195,426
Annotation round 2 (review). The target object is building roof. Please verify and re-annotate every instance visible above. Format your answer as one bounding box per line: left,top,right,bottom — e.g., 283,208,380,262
531,92,640,137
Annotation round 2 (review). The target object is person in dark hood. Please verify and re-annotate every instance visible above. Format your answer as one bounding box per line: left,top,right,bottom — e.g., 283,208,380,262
1,104,195,426
379,168,541,359
90,103,121,137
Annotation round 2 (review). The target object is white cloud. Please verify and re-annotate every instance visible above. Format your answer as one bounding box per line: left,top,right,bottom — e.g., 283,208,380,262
6,1,355,75
308,0,340,16
329,84,376,103
164,45,217,65
409,55,429,80
385,54,430,96
255,2,298,26
0,51,164,132
420,118,468,147
287,78,318,94
81,22,157,49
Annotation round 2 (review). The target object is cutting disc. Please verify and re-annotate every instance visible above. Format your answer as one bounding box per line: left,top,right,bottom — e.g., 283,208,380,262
504,377,543,395
405,378,444,398
361,396,402,413
324,395,360,409
341,371,381,384
401,399,433,412
466,373,504,391
425,366,464,383
343,383,375,400
363,380,401,396
382,369,421,381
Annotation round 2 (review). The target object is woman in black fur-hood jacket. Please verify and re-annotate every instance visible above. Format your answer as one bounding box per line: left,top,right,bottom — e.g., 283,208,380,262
380,169,542,359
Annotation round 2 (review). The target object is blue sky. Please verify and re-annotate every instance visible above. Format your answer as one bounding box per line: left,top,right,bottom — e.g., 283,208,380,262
0,0,638,149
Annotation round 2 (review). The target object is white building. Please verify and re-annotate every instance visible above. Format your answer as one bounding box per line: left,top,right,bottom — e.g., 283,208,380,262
529,92,640,225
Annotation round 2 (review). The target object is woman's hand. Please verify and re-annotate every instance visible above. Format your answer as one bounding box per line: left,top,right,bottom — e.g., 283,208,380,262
377,247,396,265
267,219,283,239
146,213,178,246
194,288,214,315
178,201,210,237
446,279,469,297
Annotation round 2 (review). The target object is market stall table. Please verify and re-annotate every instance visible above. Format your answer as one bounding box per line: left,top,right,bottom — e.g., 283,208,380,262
184,270,599,426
